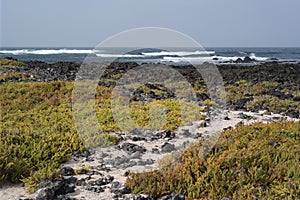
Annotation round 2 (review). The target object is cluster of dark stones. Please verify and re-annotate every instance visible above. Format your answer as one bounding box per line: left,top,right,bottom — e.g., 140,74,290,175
130,82,175,103
1,58,299,86
20,127,187,200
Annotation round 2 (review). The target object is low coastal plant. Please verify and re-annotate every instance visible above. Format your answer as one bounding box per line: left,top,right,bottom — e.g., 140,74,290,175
0,79,204,191
0,81,113,191
126,121,300,199
75,165,90,175
0,59,27,68
0,72,34,82
225,80,300,115
246,95,300,113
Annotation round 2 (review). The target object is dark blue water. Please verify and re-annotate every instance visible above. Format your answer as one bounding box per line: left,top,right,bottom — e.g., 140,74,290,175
0,47,299,64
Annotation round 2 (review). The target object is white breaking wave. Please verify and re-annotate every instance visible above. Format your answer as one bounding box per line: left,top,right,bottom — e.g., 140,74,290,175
162,55,269,63
96,53,145,58
142,50,215,57
162,56,212,63
95,50,215,58
248,53,269,61
0,49,96,55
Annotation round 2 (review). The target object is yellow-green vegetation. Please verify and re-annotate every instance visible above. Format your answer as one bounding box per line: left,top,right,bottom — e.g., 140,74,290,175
226,80,279,103
95,82,205,132
0,80,204,191
226,80,300,113
0,59,27,68
75,165,90,175
0,81,114,191
126,121,300,199
202,99,218,107
0,81,84,191
0,71,34,82
247,95,300,113
193,80,208,96
0,59,32,82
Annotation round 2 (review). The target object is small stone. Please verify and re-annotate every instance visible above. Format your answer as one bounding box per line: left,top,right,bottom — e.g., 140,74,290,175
181,129,191,136
199,121,207,127
151,148,160,154
161,142,175,153
223,126,233,131
65,176,77,184
76,178,87,186
132,136,146,141
63,183,75,194
111,181,131,195
60,166,75,176
130,152,142,159
160,191,185,200
85,185,104,193
221,197,231,200
123,170,130,177
36,188,55,200
237,112,253,120
120,143,147,154
88,176,113,186
224,116,230,120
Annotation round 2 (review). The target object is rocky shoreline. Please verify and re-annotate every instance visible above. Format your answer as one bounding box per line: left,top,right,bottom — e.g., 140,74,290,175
1,59,299,117
0,59,299,85
0,59,299,199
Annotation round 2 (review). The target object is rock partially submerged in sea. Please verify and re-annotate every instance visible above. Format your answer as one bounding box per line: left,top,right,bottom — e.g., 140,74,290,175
234,56,256,63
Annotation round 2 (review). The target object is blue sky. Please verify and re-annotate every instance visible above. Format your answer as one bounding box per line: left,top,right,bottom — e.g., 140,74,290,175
1,0,300,47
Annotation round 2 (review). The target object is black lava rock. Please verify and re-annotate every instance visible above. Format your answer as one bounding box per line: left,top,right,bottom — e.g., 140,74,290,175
120,143,147,154
36,188,55,200
60,167,75,176
237,112,254,120
111,181,131,195
223,116,230,120
88,176,114,186
85,185,104,193
161,142,176,153
160,192,185,200
36,178,76,200
243,56,255,63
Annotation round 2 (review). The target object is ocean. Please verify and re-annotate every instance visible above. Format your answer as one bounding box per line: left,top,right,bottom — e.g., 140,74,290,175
0,47,300,65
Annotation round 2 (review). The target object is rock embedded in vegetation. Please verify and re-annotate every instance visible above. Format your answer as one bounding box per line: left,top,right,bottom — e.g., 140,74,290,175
160,192,185,200
111,181,131,195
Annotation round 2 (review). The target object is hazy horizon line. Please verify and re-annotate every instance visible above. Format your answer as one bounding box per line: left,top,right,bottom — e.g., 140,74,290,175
1,46,300,48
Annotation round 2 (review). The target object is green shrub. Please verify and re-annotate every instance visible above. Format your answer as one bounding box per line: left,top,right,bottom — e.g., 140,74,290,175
0,81,118,191
0,59,27,68
0,80,203,191
225,81,300,115
0,72,34,81
126,121,300,199
246,95,300,113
